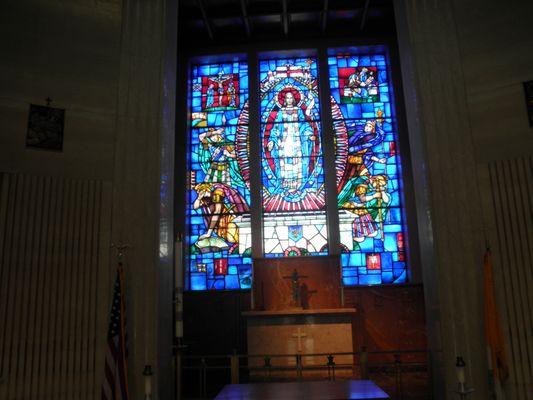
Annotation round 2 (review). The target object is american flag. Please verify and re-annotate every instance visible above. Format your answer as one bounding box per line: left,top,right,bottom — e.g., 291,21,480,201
101,265,129,400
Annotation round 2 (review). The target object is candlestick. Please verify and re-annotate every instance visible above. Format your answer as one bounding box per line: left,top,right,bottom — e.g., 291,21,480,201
456,356,466,384
143,365,154,400
454,356,474,398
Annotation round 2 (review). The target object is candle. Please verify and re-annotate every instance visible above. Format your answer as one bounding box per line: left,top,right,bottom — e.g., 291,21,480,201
143,365,153,399
145,375,152,396
456,356,466,384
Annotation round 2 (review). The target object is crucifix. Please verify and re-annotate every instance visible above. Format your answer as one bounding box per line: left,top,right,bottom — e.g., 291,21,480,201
291,327,307,354
283,269,308,308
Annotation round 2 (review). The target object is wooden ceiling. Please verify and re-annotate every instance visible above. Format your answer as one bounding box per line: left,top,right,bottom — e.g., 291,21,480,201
179,0,396,49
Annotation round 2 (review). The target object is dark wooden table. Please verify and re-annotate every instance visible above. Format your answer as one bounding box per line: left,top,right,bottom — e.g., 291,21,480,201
214,380,390,399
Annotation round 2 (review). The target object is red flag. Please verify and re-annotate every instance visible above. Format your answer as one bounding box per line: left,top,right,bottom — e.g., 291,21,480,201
101,265,129,400
484,248,509,384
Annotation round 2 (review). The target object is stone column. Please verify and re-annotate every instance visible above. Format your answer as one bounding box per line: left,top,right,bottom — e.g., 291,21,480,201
317,48,341,257
111,0,177,399
395,1,488,398
248,51,263,260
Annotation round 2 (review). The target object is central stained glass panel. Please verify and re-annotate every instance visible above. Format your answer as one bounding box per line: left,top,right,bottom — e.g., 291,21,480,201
259,56,328,257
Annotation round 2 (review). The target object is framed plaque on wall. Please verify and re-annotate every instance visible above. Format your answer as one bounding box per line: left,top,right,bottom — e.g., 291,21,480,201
26,103,65,151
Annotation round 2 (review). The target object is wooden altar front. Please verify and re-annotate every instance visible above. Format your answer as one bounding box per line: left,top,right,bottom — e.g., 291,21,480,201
244,256,356,378
252,255,343,310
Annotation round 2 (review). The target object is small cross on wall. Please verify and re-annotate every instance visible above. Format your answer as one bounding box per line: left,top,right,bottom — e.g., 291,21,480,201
292,327,307,353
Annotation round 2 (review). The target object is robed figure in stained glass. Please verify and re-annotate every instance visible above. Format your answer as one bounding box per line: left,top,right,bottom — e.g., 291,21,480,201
258,58,328,256
263,86,321,205
338,113,386,190
206,84,215,108
337,114,390,242
193,182,249,250
338,175,390,242
195,126,248,251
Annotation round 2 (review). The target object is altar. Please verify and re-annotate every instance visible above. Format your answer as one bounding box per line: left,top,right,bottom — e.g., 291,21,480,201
244,255,356,378
244,308,355,375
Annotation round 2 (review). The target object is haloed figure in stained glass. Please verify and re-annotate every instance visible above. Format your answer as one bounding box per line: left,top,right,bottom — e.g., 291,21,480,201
265,88,317,202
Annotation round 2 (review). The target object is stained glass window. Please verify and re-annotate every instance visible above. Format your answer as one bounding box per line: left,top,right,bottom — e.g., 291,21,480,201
259,57,328,257
328,51,408,285
186,60,253,290
185,49,409,290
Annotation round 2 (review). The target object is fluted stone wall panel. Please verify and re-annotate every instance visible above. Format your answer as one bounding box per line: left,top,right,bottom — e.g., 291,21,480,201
0,172,113,399
485,157,533,399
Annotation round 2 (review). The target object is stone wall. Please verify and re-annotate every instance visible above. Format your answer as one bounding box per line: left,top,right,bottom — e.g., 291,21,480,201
395,0,533,398
0,0,121,180
456,2,533,398
0,0,177,399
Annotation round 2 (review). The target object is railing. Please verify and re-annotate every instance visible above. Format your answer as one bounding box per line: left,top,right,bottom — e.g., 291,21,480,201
181,349,431,399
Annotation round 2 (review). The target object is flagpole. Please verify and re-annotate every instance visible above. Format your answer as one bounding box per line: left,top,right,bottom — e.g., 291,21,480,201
113,243,131,399
101,243,131,400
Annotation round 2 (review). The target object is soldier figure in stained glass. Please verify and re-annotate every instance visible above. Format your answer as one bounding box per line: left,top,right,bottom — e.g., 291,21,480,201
198,127,238,185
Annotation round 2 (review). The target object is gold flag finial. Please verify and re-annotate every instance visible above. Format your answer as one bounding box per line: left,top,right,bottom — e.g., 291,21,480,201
111,243,131,263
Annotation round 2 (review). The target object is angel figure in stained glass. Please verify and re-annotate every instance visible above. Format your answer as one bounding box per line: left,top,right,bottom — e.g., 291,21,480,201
264,87,318,202
193,183,249,251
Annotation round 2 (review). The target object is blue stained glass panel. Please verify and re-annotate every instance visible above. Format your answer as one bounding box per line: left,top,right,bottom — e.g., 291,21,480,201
329,50,408,286
186,60,252,290
259,55,328,257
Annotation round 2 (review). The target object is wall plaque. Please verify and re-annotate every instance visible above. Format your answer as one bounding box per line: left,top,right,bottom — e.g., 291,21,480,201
26,103,65,151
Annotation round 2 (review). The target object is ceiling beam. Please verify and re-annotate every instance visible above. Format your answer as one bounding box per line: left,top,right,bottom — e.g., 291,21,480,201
359,0,371,31
196,0,214,40
281,0,289,37
321,0,329,33
240,0,251,37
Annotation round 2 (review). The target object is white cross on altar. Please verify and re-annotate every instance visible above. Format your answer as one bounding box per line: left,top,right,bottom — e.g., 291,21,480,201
292,327,307,353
